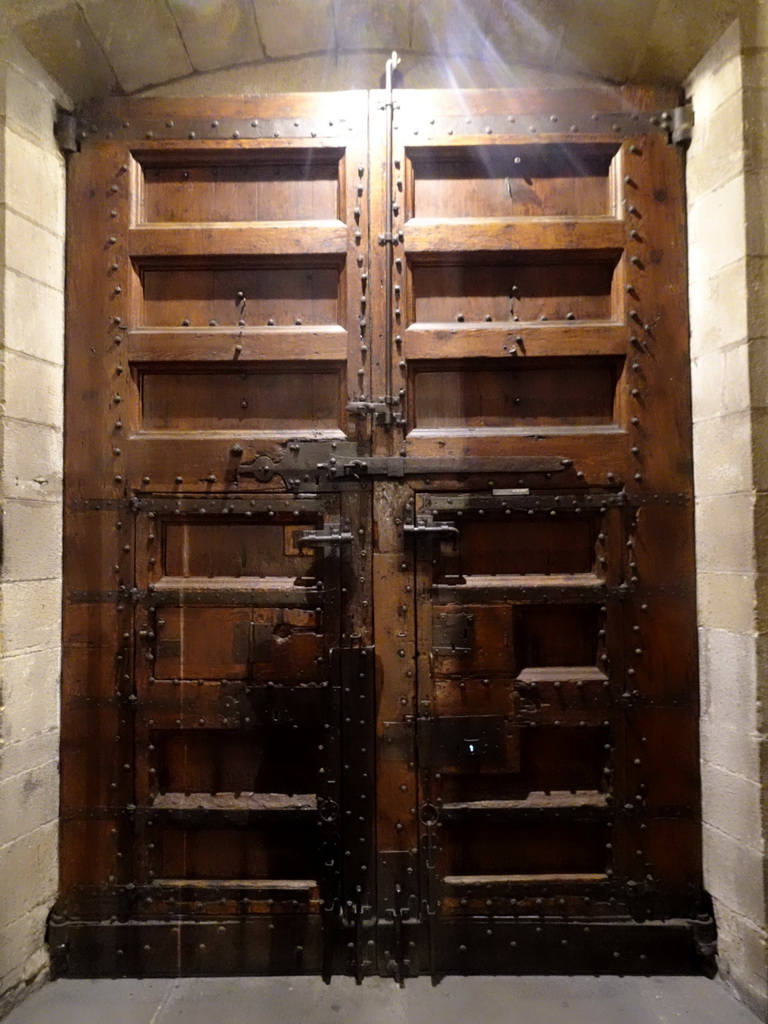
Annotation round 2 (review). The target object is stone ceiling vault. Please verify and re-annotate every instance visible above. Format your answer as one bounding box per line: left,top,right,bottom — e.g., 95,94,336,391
0,0,751,104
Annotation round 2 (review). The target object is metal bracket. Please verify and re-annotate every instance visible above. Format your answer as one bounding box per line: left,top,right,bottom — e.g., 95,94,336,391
671,104,694,146
233,440,573,492
54,110,79,154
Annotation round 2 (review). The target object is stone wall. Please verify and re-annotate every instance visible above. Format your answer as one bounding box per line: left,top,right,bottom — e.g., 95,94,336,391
0,38,65,1017
686,18,768,1019
0,12,764,1020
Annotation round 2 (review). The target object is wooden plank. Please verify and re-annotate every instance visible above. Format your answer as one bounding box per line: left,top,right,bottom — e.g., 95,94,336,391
82,90,370,126
403,322,626,359
129,222,348,258
444,873,608,885
404,217,625,254
127,326,348,362
442,792,608,812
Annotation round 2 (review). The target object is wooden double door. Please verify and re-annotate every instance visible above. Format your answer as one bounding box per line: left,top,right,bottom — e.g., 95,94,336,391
54,87,712,979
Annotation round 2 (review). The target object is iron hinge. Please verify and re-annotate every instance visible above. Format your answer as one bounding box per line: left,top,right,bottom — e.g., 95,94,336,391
671,103,694,146
54,110,79,154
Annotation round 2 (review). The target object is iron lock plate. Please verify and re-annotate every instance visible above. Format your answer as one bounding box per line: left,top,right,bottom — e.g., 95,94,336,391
432,611,475,655
424,715,506,768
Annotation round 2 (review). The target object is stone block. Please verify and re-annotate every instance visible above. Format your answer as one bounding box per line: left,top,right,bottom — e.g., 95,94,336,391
2,269,64,364
0,579,61,653
701,762,764,848
696,570,756,633
17,3,118,105
168,0,264,72
81,0,193,93
698,626,760,729
691,350,725,423
0,821,57,929
744,170,768,257
0,759,58,849
743,46,768,91
2,127,64,238
0,64,56,149
753,630,768,708
0,903,49,988
701,720,762,782
723,342,752,415
1,647,60,745
688,259,748,356
1,419,63,503
691,345,751,423
3,351,63,429
693,412,753,496
684,12,741,93
750,409,768,491
0,500,62,583
713,901,768,1018
695,492,755,573
686,91,745,203
255,0,335,58
0,731,59,782
741,0,768,50
702,822,766,924
687,176,747,284
687,47,742,128
1,210,64,292
748,337,768,409
747,256,768,338
0,35,69,112
744,85,768,172
334,0,409,52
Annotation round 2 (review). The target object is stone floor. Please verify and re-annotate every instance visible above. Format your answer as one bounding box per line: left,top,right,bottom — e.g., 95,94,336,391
2,976,764,1024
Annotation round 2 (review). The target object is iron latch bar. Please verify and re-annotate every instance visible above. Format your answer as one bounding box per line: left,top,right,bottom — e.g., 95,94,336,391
297,526,353,547
346,397,404,427
404,512,459,538
233,441,572,491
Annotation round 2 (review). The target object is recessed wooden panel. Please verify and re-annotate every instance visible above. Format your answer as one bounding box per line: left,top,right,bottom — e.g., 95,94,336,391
440,820,609,876
157,824,317,880
153,729,319,795
516,606,599,668
140,366,343,432
409,144,618,219
163,520,320,578
411,358,620,430
140,151,341,224
411,259,618,324
439,728,610,801
141,264,340,327
154,606,324,681
454,517,597,576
